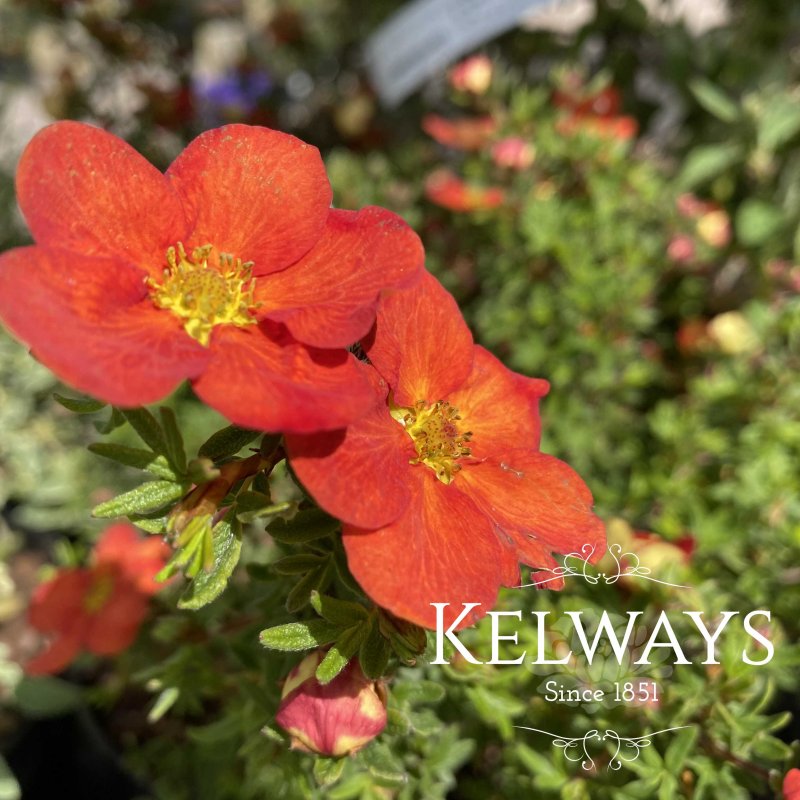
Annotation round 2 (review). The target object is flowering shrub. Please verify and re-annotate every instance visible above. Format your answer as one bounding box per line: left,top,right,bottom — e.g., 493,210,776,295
2,2,800,799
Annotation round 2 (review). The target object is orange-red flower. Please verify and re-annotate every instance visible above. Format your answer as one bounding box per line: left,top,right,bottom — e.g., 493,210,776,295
286,273,605,629
275,650,387,757
491,137,536,170
553,82,637,142
27,523,169,675
424,169,505,213
785,769,800,800
0,121,423,433
422,114,497,151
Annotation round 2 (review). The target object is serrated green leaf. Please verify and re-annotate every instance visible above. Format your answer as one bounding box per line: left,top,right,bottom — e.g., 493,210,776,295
53,393,106,413
198,425,260,461
273,554,327,575
689,79,740,124
159,407,187,474
259,619,344,651
88,443,178,480
310,590,369,626
268,507,340,544
178,515,243,609
122,407,168,455
92,480,187,518
316,625,365,684
358,618,391,680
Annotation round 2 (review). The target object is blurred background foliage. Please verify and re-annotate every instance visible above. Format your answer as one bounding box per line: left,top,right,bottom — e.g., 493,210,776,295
1,0,800,798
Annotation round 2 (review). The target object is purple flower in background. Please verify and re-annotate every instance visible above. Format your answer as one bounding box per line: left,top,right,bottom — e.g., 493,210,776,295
193,69,272,122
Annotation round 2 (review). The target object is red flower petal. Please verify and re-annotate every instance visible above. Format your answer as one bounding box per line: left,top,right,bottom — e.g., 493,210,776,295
16,121,188,275
193,323,376,433
343,469,511,629
26,628,84,676
459,450,605,574
166,124,331,276
448,346,549,458
258,207,424,348
784,769,800,800
84,581,148,655
286,365,413,529
366,271,474,407
422,115,497,151
28,569,91,633
276,658,387,757
0,247,209,406
93,523,170,595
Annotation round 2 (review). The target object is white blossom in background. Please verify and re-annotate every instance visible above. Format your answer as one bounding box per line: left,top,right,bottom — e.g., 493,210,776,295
193,18,248,84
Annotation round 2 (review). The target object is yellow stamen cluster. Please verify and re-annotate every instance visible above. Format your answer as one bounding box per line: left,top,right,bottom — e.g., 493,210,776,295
393,400,472,484
147,242,259,346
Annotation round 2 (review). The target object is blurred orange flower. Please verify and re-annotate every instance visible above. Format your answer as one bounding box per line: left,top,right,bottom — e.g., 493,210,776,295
422,114,497,151
26,523,169,675
424,169,505,212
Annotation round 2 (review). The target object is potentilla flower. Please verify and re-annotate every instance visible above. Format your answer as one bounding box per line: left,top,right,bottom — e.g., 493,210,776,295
422,114,497,151
286,273,604,629
0,121,423,433
275,650,387,757
449,55,493,95
26,523,169,675
556,113,638,142
490,137,536,170
424,169,505,213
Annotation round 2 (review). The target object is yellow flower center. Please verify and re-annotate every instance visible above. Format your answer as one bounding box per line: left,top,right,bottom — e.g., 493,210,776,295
392,400,472,484
147,242,259,346
83,571,115,613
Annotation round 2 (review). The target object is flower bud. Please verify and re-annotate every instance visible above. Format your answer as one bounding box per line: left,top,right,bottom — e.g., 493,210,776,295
275,651,387,757
784,768,800,800
449,55,492,95
490,137,536,170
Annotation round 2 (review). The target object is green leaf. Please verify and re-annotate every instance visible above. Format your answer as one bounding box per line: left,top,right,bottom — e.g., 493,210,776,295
358,617,391,679
689,79,740,124
121,408,168,455
664,726,698,772
272,554,328,575
159,407,187,474
392,680,445,706
0,754,20,800
94,406,126,435
129,515,168,534
678,143,743,189
259,619,344,651
313,757,346,788
310,590,369,626
758,94,800,151
15,676,82,718
315,625,366,684
147,686,180,723
198,425,260,461
234,491,291,523
92,480,187,518
178,515,243,609
268,507,340,544
286,561,334,613
53,393,106,413
88,443,179,480
360,742,407,788
736,198,785,246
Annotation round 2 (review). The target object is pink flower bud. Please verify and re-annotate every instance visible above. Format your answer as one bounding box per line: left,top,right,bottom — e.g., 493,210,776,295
784,768,800,800
696,209,731,249
449,55,492,95
490,137,536,170
275,651,387,757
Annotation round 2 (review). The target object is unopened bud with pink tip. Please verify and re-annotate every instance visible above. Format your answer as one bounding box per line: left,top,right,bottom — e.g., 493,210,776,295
275,651,387,757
